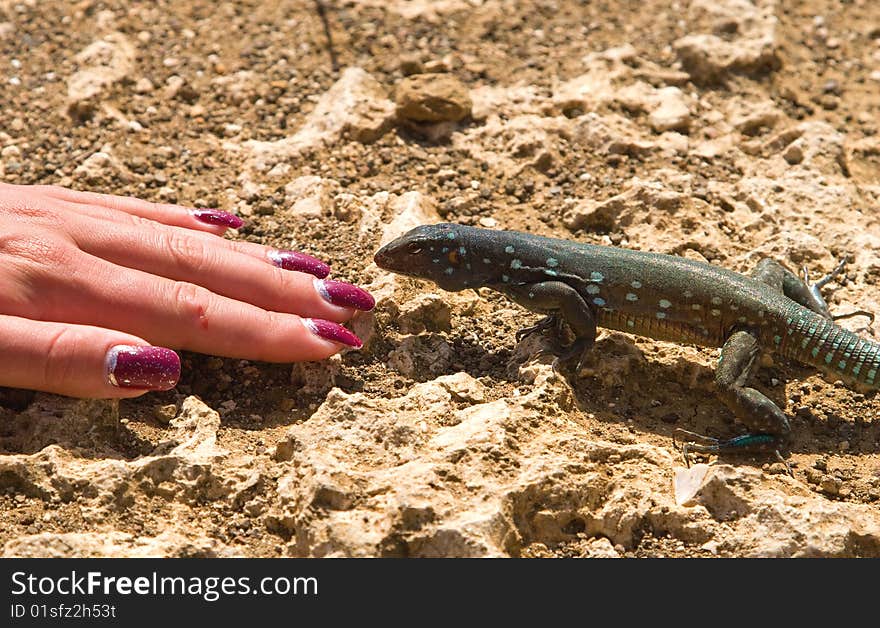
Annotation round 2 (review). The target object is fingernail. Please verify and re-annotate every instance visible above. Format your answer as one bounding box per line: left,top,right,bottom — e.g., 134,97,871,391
303,319,363,348
268,250,331,279
106,345,181,390
314,279,376,311
191,208,244,229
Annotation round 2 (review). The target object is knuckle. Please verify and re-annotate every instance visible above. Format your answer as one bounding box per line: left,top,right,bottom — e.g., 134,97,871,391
266,263,291,289
41,326,75,389
127,213,157,230
0,232,73,268
0,233,78,320
163,231,214,276
171,281,213,329
1,195,58,223
229,240,259,256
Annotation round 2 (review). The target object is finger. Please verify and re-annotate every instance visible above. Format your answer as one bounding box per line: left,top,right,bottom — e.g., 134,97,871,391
0,314,180,399
40,185,243,235
70,220,366,318
58,199,332,278
29,252,363,362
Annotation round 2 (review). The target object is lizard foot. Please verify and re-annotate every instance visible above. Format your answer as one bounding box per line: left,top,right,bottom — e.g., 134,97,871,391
804,258,875,325
673,428,789,474
515,315,557,342
803,257,847,294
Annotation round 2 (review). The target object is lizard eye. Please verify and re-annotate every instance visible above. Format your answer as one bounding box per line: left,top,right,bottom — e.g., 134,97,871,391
407,242,423,254
447,250,460,265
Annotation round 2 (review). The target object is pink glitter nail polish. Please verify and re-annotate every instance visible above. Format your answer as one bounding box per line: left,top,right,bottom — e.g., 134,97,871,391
106,345,181,390
303,319,363,348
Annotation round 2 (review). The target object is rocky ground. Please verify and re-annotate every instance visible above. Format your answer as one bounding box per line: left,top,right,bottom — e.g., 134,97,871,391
1,0,880,557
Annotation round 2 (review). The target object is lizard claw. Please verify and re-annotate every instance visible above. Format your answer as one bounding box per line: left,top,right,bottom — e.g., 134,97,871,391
673,428,719,467
805,257,875,326
803,257,847,289
832,309,875,325
515,316,557,342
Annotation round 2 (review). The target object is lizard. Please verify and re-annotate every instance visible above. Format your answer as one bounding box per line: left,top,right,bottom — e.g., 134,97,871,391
373,223,878,459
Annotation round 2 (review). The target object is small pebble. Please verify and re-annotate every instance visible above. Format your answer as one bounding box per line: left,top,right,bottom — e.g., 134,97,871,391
783,143,804,165
153,403,178,425
822,79,841,95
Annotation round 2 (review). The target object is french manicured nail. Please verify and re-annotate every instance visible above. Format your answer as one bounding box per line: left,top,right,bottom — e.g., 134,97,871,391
314,279,376,311
268,250,331,279
106,345,181,390
191,208,244,229
303,319,363,348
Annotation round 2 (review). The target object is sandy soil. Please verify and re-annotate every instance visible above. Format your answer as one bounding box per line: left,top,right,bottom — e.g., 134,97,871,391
1,0,879,557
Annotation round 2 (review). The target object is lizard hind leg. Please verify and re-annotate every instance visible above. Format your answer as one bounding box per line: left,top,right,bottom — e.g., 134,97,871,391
750,257,833,318
752,255,874,323
680,329,792,462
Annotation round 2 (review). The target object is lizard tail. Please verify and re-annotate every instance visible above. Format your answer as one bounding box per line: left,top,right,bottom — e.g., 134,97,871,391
778,303,880,390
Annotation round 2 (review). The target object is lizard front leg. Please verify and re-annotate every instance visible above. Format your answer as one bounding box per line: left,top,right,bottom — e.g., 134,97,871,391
500,281,597,367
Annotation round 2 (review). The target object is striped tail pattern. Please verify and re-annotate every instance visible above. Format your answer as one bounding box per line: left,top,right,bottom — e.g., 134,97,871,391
777,301,880,390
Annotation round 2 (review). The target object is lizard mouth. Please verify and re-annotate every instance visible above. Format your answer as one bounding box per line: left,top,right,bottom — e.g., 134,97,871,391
373,243,398,270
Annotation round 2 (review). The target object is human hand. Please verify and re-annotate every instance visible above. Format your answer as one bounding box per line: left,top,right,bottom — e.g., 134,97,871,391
0,183,374,399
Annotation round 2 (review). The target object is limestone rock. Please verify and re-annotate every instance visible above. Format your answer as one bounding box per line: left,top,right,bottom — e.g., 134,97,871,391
353,0,472,21
380,191,441,245
674,0,779,83
562,179,687,232
3,531,238,558
353,188,442,348
73,146,132,184
67,32,136,118
691,466,880,557
290,357,342,397
386,335,455,378
454,114,573,177
244,68,396,172
648,87,692,132
283,176,342,218
572,113,656,158
469,84,545,121
0,396,228,508
844,136,880,183
395,73,472,122
398,293,453,334
553,47,634,114
729,99,783,135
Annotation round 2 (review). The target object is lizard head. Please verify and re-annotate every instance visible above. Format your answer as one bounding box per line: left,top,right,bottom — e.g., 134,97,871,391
374,223,485,291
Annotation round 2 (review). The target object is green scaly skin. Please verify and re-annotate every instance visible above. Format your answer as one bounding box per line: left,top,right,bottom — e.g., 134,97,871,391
374,223,879,457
